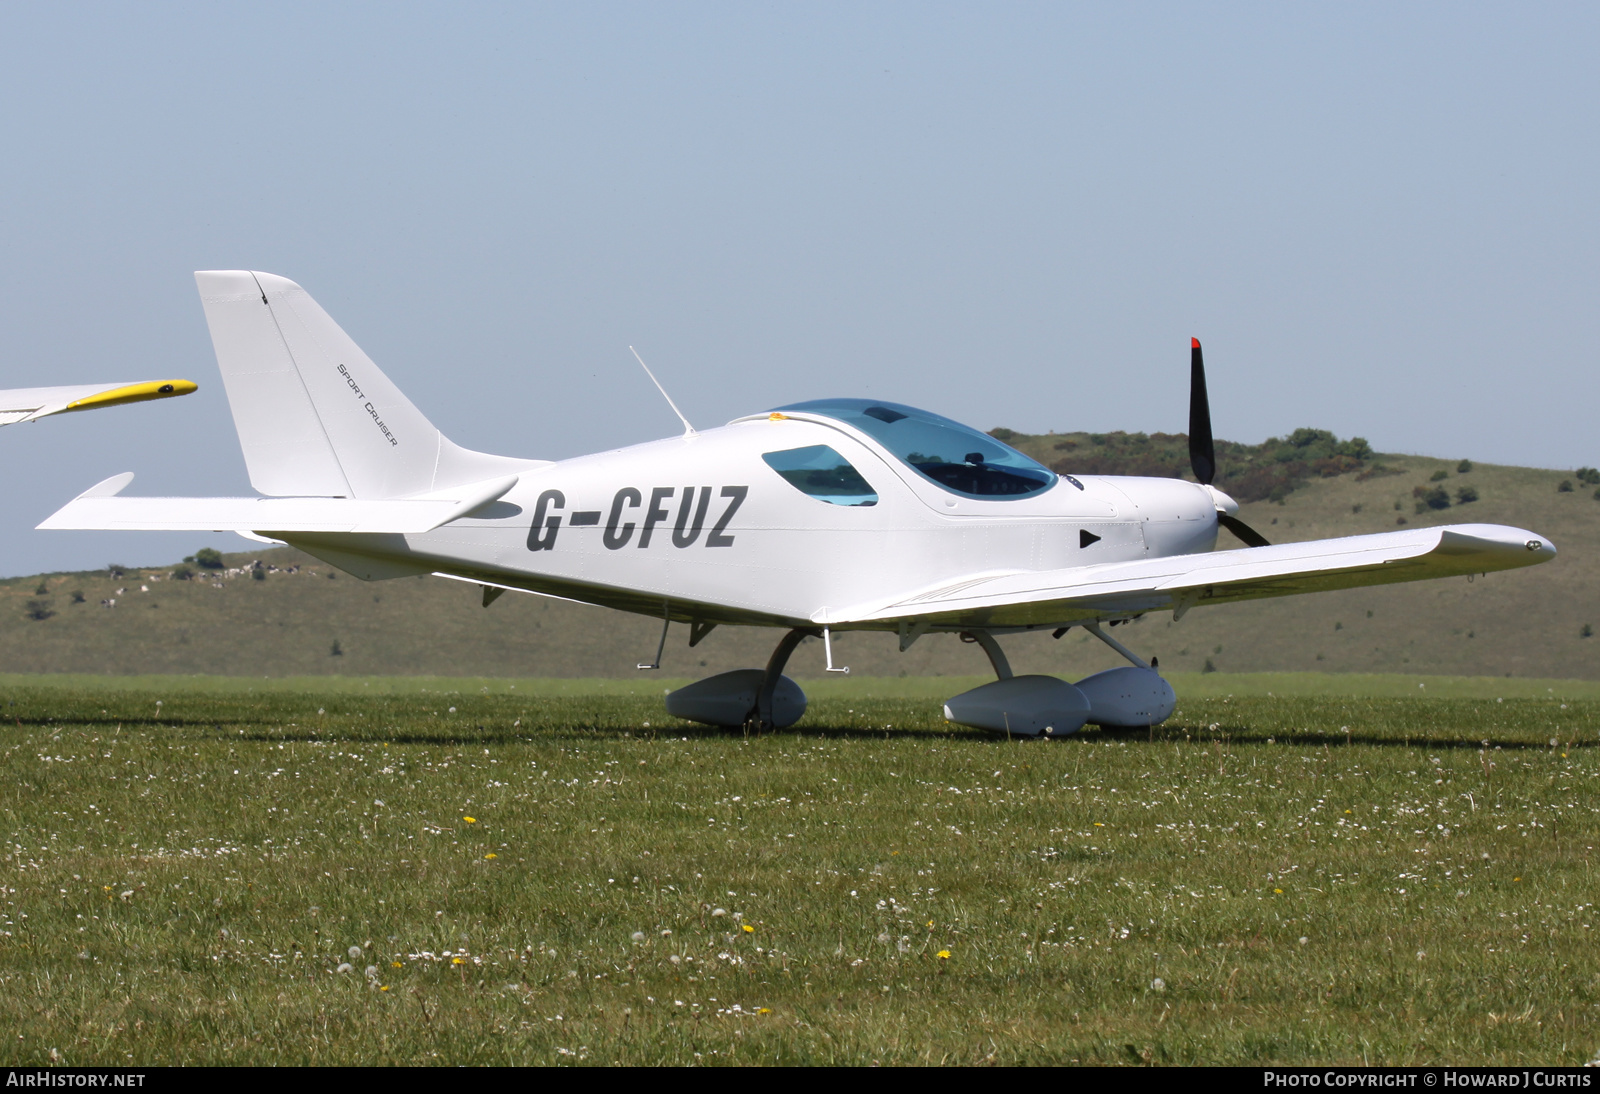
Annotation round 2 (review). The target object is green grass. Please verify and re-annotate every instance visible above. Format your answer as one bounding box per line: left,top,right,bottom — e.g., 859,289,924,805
3,671,1599,701
2,676,1598,1065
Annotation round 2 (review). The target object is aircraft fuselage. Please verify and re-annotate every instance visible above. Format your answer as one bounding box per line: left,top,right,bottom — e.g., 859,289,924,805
286,410,1219,630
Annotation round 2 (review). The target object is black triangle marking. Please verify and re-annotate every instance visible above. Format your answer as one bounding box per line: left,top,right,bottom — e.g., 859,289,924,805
1079,529,1101,548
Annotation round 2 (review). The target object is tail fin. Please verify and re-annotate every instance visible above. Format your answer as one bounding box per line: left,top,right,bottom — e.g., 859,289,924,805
195,271,531,498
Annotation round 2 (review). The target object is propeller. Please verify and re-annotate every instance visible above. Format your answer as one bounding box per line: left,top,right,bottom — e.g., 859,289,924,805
1189,337,1271,549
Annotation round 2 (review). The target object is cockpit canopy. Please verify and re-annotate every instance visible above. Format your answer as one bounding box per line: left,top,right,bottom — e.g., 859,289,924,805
773,398,1057,499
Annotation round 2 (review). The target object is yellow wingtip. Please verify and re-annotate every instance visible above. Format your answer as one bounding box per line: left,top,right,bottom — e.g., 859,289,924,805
62,379,198,413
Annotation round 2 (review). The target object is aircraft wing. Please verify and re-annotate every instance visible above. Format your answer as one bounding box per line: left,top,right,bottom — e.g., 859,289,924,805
0,380,197,425
826,523,1556,630
37,472,520,535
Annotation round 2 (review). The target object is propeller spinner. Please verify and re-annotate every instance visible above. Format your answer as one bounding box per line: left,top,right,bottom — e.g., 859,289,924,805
1189,338,1271,549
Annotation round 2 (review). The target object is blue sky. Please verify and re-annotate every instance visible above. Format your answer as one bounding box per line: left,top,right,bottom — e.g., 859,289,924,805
0,2,1595,574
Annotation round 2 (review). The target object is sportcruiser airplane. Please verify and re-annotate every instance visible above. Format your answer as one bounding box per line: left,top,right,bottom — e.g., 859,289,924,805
41,272,1554,735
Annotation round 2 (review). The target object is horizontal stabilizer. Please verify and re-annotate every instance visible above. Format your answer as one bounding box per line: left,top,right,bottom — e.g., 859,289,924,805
39,474,520,535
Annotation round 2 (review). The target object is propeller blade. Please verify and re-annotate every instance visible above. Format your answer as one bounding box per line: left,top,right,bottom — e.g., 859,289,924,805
1218,511,1271,549
1189,337,1216,486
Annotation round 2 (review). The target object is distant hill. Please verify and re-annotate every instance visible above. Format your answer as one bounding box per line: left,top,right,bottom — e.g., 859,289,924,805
1,437,1595,681
994,426,1381,504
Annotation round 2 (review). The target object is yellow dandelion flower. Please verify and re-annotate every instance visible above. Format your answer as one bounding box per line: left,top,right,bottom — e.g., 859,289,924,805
380,985,390,992
464,816,477,824
927,921,934,929
485,853,497,859
452,957,465,965
391,961,403,968
757,1007,772,1015
1093,822,1104,827
937,950,951,960
741,924,754,933
1274,888,1283,894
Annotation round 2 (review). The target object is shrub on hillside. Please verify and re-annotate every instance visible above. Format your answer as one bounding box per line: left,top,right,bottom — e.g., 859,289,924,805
195,548,224,570
1558,480,1574,493
1413,485,1450,512
171,566,194,581
1429,469,1449,482
1455,485,1479,504
1356,462,1404,482
1457,459,1473,473
1576,467,1600,486
988,427,1018,443
24,599,53,621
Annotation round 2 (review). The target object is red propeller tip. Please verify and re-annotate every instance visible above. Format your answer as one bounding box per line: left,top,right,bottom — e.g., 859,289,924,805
1191,337,1201,349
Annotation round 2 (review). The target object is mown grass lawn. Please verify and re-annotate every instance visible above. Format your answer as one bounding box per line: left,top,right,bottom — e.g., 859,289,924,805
0,679,1596,1065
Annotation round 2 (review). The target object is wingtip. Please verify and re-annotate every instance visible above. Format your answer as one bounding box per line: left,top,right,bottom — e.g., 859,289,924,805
1191,337,1201,350
61,379,198,413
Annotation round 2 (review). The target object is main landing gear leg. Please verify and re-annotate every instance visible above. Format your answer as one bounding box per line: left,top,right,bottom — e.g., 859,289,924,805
1082,621,1151,669
961,631,1014,681
752,627,818,731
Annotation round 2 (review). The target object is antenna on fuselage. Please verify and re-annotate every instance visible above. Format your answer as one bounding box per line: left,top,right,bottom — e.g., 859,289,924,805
629,346,696,437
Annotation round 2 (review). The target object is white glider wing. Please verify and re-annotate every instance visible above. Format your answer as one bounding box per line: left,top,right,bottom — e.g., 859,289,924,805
829,523,1555,630
0,380,197,425
37,473,520,535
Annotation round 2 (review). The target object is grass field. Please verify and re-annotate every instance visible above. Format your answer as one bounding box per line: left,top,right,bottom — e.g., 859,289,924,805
2,675,1598,1065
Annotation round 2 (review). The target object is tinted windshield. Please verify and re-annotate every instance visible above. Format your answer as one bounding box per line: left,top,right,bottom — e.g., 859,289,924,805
773,398,1056,499
762,444,878,506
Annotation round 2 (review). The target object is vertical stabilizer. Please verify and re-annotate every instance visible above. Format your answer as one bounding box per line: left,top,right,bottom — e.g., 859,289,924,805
196,271,529,498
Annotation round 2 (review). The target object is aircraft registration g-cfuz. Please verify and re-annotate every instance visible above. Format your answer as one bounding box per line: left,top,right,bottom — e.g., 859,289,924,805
42,272,1556,736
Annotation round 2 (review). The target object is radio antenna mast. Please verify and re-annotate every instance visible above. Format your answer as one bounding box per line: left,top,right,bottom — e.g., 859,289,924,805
629,346,696,436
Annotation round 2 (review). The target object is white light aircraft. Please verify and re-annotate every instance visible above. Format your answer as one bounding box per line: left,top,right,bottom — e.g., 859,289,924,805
41,272,1555,735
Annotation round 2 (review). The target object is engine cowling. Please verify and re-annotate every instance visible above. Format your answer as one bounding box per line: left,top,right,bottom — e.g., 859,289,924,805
942,675,1091,737
1074,666,1176,727
665,669,807,728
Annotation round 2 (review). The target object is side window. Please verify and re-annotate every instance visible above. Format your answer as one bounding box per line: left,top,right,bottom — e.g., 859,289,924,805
762,445,878,507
